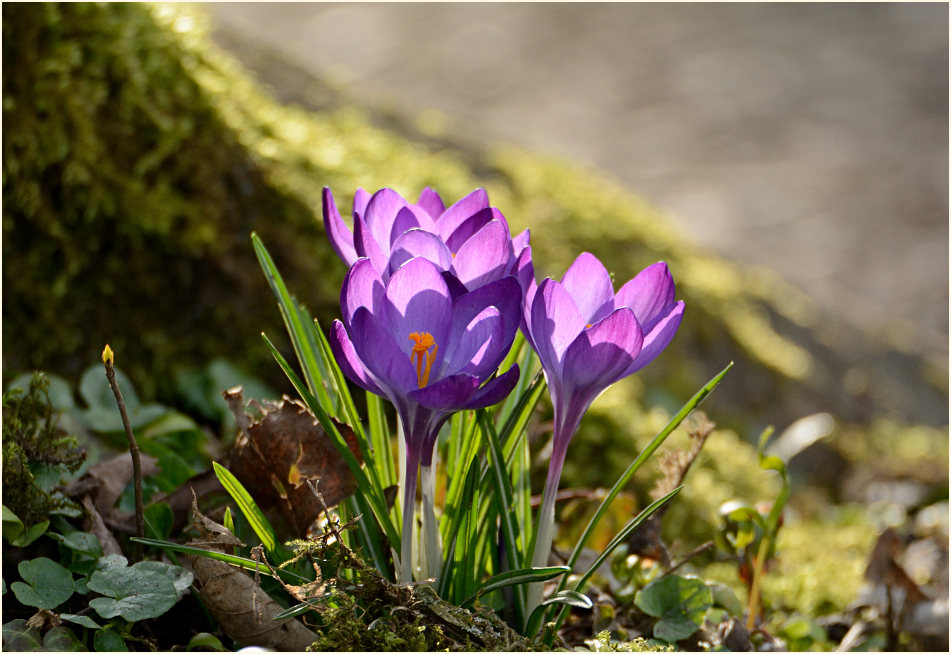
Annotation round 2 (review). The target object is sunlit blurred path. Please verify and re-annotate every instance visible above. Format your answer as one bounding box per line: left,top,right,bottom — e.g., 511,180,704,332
206,3,948,360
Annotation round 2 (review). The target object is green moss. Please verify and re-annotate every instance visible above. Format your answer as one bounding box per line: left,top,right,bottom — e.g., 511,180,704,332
285,536,532,652
3,3,943,462
1,372,85,526
703,504,877,620
2,2,334,397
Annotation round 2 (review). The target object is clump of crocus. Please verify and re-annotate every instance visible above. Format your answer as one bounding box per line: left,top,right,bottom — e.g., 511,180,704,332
521,252,685,611
329,255,522,583
323,187,530,294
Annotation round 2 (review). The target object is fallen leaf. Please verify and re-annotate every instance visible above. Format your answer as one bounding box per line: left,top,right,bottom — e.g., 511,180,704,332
66,451,158,515
186,502,318,651
227,393,362,537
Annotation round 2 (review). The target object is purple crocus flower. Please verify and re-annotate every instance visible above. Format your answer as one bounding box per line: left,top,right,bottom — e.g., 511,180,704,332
329,255,522,581
523,252,684,607
323,186,530,294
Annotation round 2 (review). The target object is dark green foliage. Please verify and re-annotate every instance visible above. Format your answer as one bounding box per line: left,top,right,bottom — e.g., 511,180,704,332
2,373,84,526
2,2,335,397
4,1,942,438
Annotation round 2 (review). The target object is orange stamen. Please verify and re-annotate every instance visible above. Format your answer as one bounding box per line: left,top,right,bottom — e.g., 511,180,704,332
408,332,438,388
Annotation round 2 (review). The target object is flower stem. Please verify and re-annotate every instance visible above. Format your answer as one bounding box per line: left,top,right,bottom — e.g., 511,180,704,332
419,464,442,583
526,452,565,623
400,455,419,584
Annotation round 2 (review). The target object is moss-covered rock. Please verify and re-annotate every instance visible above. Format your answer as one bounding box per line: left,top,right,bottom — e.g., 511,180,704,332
3,1,945,438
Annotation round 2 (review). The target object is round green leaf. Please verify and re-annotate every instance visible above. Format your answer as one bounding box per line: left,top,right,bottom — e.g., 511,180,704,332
131,561,193,599
143,502,174,540
11,557,74,609
87,567,180,621
42,626,86,651
79,366,139,411
96,554,128,571
61,614,101,629
634,574,712,623
94,628,128,652
654,616,701,642
52,531,103,558
708,582,744,616
2,619,42,651
6,373,75,411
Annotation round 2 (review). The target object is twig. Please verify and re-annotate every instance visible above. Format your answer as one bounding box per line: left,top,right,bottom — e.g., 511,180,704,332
745,533,770,632
663,541,715,577
101,345,145,561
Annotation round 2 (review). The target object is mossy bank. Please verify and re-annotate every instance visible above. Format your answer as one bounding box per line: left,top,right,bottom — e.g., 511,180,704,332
3,3,945,431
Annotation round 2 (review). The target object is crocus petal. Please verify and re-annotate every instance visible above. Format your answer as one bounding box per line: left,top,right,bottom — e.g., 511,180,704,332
417,187,445,218
625,300,685,375
389,228,453,276
530,278,586,376
409,373,480,410
353,188,371,219
364,188,408,251
451,220,514,289
329,319,386,396
462,365,521,410
561,252,616,324
436,188,489,241
350,307,418,393
445,207,508,254
382,257,452,353
514,246,537,350
390,205,439,244
448,306,505,379
441,271,470,301
389,206,421,240
340,258,385,329
512,228,531,257
448,276,522,359
561,307,644,395
352,213,388,275
322,187,357,266
615,262,677,325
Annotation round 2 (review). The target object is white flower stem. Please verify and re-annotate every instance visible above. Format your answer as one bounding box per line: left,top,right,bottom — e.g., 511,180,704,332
400,453,419,584
526,457,563,621
419,463,442,583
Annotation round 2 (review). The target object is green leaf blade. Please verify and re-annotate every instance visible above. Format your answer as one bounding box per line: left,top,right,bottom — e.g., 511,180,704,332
11,558,74,609
212,461,280,557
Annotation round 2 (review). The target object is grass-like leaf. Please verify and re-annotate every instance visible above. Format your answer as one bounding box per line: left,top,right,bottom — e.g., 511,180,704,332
251,232,334,414
525,589,593,636
131,538,312,582
478,410,528,627
559,362,733,588
260,332,401,552
543,487,683,644
212,462,281,559
461,565,570,608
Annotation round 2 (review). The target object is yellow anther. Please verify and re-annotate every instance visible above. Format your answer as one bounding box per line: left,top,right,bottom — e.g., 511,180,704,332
408,332,438,388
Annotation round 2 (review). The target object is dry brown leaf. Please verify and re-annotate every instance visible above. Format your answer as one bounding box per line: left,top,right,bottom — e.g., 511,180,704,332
226,392,362,537
865,528,929,605
80,495,122,556
186,500,318,651
66,451,159,514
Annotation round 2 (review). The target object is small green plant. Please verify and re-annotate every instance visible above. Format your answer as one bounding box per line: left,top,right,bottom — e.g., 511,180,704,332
715,427,791,632
234,231,733,646
2,373,85,529
4,545,193,651
2,369,212,651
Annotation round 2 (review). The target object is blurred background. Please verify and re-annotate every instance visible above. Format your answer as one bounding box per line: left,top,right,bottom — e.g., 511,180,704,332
3,5,948,648
207,2,949,362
